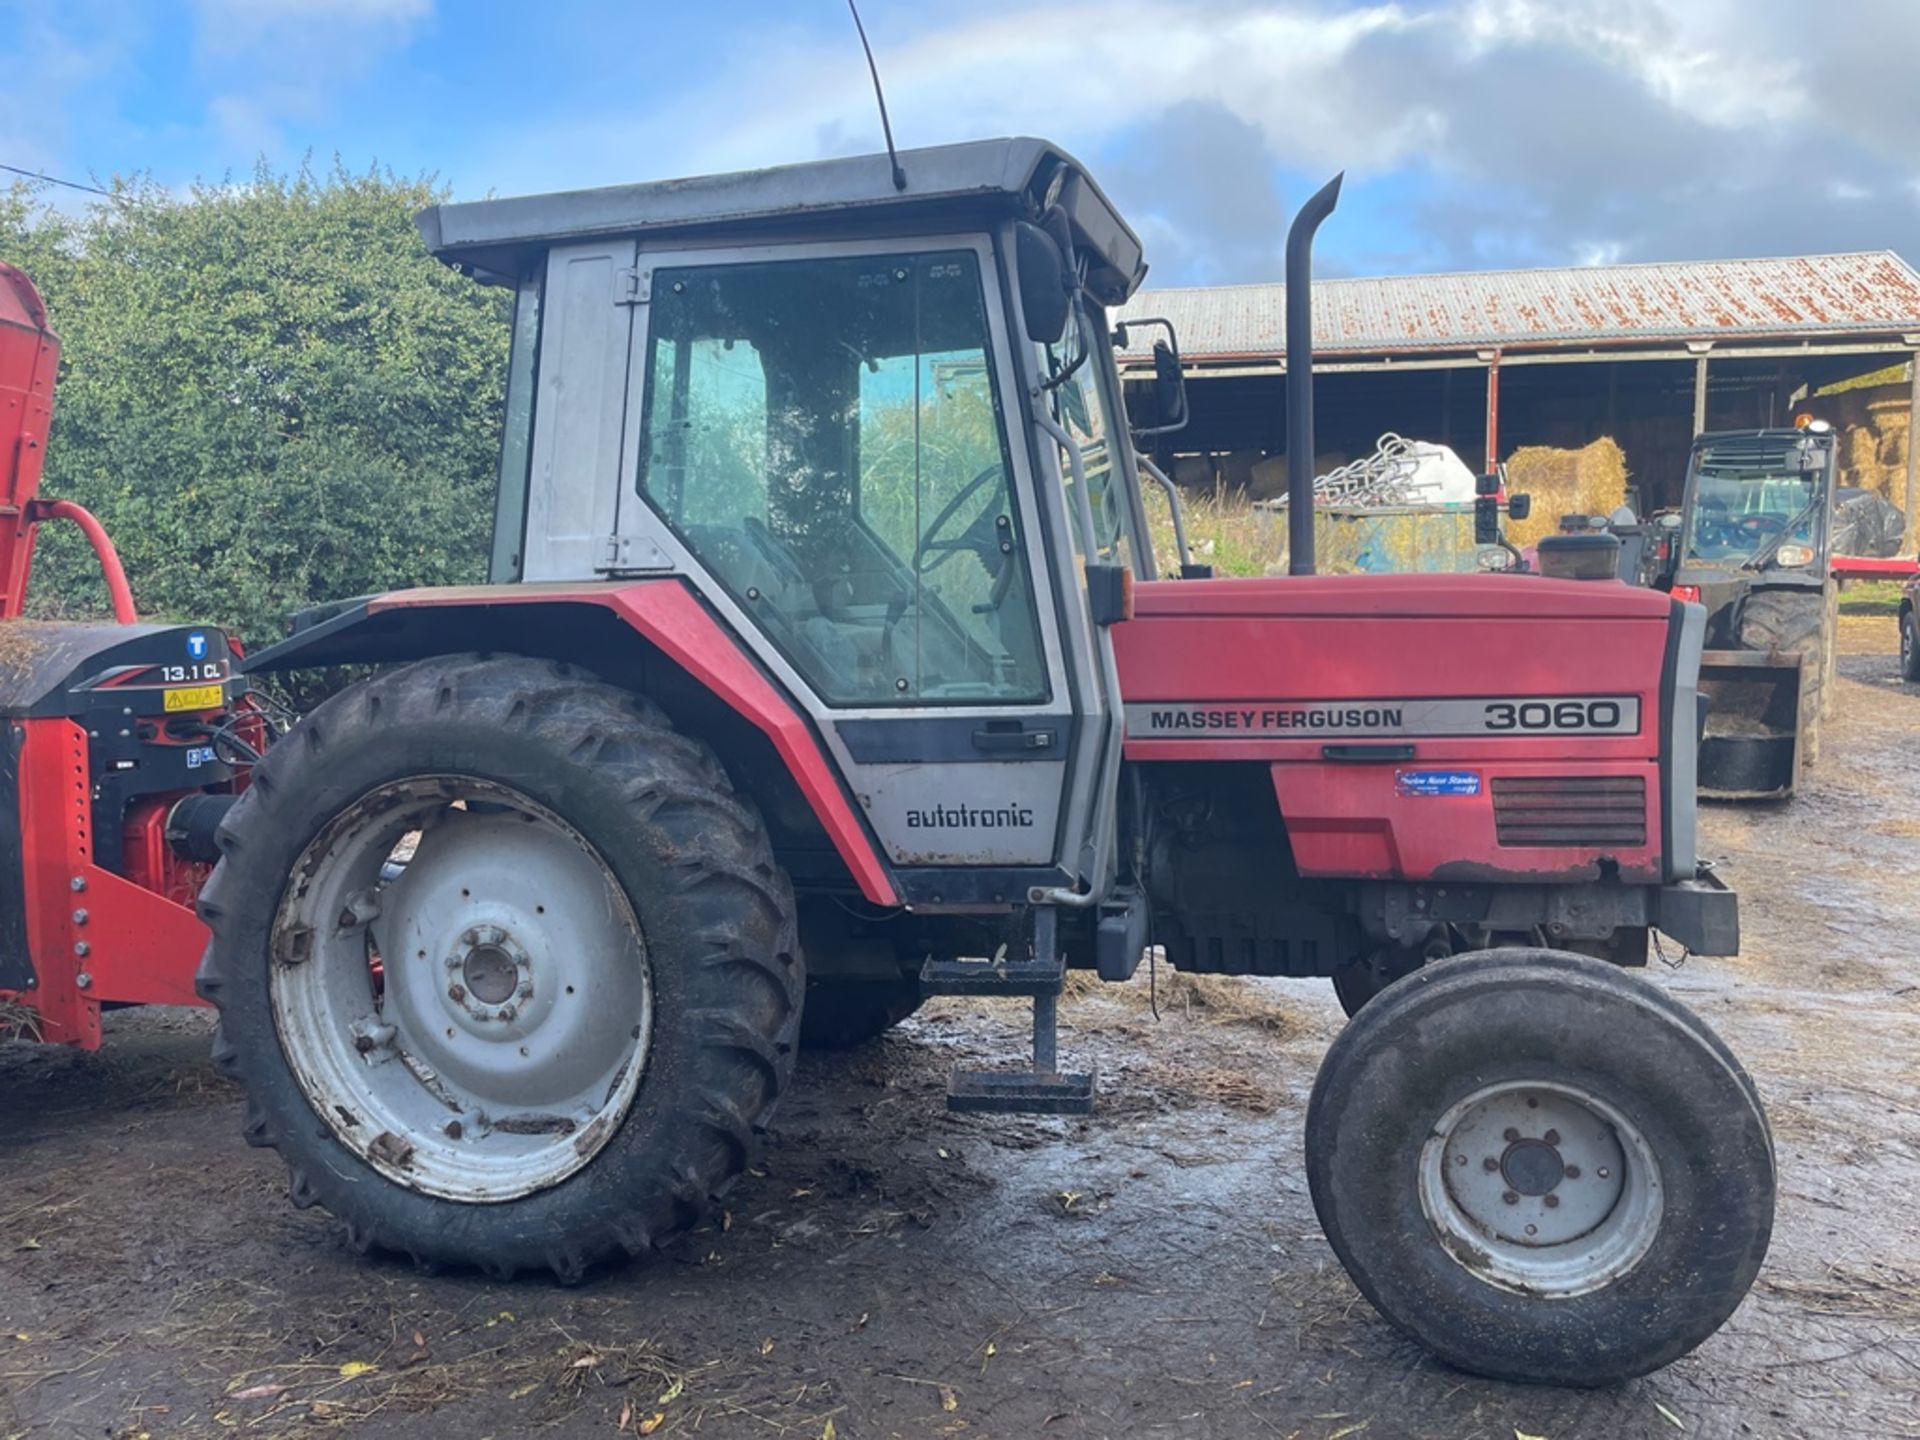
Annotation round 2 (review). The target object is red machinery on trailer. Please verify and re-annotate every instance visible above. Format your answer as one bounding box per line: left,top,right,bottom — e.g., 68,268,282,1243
0,261,249,1048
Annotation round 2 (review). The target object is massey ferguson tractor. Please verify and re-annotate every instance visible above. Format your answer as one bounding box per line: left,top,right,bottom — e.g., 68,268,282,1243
1,262,251,1050
202,139,1773,1387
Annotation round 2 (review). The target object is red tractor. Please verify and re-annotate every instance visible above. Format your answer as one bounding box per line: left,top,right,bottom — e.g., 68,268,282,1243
200,141,1770,1387
1,262,251,1050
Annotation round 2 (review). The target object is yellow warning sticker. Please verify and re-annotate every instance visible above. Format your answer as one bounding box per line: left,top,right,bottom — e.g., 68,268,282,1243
163,684,224,712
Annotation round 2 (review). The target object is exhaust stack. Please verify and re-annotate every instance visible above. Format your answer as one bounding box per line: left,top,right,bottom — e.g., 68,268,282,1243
1285,173,1344,577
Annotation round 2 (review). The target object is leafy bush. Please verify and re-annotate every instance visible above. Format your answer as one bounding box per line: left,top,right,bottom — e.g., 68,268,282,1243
2,163,508,642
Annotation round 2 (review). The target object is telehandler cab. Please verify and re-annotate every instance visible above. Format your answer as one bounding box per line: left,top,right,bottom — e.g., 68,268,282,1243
211,139,1772,1386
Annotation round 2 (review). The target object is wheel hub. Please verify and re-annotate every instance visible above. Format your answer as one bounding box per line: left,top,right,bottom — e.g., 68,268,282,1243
449,927,530,1014
1500,1137,1565,1197
270,777,653,1204
1419,1080,1663,1296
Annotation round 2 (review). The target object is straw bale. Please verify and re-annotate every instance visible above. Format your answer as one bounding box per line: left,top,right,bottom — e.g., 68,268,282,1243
1503,437,1629,548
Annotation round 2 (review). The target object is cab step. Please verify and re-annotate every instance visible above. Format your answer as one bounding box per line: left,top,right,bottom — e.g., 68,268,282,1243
919,954,1064,996
937,909,1093,1116
946,1066,1094,1115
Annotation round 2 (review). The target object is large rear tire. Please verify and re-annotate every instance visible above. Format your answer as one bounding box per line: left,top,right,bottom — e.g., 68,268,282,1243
1305,948,1773,1386
196,655,802,1281
1901,605,1920,682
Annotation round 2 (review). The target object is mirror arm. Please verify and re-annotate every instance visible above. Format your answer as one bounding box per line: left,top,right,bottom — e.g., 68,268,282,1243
1137,453,1193,569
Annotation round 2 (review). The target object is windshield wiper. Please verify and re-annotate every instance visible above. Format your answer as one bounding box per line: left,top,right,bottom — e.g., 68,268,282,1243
1740,496,1821,572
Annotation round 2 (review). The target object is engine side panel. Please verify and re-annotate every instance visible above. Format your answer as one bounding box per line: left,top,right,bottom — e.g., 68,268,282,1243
1115,574,1675,884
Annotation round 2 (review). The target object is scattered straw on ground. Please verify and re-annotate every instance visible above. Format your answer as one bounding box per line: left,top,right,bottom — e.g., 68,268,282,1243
1067,965,1302,1038
0,996,43,1042
1760,1262,1920,1324
1503,437,1629,548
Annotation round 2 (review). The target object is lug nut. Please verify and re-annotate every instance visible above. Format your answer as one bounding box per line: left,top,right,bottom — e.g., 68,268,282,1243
448,984,466,1002
1504,1127,1521,1142
1566,1165,1582,1179
1543,1128,1560,1145
498,1005,517,1022
1482,1157,1500,1172
1544,1194,1560,1209
445,1121,464,1140
1502,1191,1519,1205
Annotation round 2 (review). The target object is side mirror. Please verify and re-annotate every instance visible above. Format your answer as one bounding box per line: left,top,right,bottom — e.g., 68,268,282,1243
1151,342,1187,431
1122,317,1190,436
1474,472,1500,545
1015,218,1073,345
1507,492,1532,522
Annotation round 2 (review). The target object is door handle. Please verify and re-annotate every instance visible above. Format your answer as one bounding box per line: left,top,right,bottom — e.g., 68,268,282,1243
972,727,1057,753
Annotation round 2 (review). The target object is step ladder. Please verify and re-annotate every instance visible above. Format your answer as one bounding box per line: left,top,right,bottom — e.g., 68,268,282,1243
919,908,1094,1116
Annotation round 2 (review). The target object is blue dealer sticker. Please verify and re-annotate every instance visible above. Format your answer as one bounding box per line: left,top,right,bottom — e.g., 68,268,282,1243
186,631,210,660
1395,769,1482,797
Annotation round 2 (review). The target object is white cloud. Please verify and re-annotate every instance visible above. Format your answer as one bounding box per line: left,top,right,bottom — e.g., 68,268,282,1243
187,0,1914,282
187,0,432,161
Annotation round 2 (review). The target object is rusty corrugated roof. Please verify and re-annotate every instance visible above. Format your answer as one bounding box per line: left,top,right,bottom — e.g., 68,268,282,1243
1116,251,1920,360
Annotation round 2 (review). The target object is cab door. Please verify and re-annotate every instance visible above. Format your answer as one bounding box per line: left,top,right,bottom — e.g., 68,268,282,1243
607,235,1115,902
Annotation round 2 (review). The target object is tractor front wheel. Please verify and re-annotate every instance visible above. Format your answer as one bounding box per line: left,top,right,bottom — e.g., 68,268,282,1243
196,655,802,1281
1305,948,1773,1385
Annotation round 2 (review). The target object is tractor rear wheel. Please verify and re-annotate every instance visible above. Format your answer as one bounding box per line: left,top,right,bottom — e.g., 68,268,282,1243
196,655,802,1281
1902,606,1920,682
1738,587,1831,765
1305,948,1773,1386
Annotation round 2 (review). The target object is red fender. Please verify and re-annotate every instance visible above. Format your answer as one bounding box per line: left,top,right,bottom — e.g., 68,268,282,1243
369,581,899,906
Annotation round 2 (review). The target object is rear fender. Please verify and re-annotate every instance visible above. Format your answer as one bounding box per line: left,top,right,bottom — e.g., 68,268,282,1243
242,581,898,906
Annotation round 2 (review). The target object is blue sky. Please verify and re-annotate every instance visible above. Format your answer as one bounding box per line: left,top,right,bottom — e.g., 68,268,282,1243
5,0,1918,289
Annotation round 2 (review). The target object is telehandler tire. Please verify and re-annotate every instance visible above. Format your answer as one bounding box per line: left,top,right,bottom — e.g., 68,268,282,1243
1738,587,1830,765
1305,948,1773,1386
1904,605,1920,683
196,655,802,1281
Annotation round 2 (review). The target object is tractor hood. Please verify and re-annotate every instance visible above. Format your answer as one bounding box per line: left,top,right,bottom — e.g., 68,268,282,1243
1131,572,1676,621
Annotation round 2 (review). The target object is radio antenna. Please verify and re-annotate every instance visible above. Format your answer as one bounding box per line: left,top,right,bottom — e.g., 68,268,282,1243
847,0,907,191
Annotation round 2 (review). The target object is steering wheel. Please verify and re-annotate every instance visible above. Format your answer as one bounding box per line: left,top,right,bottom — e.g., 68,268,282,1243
1735,514,1786,539
914,466,1007,577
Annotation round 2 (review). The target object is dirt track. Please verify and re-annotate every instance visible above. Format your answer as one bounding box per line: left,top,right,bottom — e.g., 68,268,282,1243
3,620,1918,1440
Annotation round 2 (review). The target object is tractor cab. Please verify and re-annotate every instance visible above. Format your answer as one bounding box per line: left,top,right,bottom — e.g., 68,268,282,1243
405,140,1162,900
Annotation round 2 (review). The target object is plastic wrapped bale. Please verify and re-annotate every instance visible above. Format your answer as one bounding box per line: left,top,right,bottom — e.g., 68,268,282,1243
1831,487,1906,558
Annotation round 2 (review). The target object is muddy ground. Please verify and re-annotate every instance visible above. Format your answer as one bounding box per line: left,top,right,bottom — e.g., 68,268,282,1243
3,619,1918,1440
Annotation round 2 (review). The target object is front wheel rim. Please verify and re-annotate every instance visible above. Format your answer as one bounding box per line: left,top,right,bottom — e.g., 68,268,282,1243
1418,1080,1663,1297
270,777,653,1203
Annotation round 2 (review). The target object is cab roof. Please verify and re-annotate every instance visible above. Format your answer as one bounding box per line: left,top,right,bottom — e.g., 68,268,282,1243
417,136,1147,304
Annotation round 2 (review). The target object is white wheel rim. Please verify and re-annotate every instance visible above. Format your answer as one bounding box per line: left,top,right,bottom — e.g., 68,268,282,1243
271,777,652,1203
1418,1080,1663,1297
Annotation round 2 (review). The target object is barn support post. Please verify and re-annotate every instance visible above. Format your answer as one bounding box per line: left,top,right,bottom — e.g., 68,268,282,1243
1482,349,1501,474
1905,352,1919,552
1692,351,1711,437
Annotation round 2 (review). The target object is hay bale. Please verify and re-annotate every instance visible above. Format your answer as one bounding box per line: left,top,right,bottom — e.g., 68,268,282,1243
1503,437,1629,548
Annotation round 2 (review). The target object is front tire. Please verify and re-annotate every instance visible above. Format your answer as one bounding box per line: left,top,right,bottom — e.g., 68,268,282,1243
1305,948,1773,1385
1901,606,1920,682
196,655,802,1281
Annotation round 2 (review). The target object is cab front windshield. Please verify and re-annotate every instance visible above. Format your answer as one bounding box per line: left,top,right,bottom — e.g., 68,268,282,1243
1683,450,1821,569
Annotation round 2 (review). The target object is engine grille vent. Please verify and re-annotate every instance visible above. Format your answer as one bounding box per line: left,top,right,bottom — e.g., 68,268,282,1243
1492,775,1646,848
